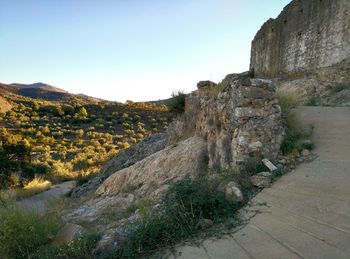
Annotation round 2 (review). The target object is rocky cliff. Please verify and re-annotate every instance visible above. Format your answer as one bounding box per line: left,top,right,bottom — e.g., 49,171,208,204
250,0,350,105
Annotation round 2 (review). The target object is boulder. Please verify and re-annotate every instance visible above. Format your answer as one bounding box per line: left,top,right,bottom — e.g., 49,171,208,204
96,136,207,198
65,136,207,224
250,172,272,188
53,223,85,245
224,181,244,203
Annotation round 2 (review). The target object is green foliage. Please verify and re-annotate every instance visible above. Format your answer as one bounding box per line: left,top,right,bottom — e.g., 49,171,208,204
169,90,186,113
305,96,318,106
0,98,174,189
276,91,297,112
34,233,100,259
0,204,61,258
115,179,242,258
280,131,301,155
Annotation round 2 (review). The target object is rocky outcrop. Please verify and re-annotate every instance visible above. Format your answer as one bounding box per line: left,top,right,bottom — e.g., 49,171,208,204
250,0,350,105
70,133,167,198
65,136,207,223
168,73,284,171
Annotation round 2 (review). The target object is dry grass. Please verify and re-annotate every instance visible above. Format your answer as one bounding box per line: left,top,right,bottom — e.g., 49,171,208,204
276,90,297,112
1,177,53,201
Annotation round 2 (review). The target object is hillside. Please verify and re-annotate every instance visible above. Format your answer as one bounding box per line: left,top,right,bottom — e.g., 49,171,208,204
0,82,105,103
0,83,174,190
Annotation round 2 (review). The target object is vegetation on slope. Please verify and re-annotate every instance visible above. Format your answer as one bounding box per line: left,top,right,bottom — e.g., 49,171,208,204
0,95,174,192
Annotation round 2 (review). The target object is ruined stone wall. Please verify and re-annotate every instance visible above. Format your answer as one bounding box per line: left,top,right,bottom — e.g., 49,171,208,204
167,73,284,171
250,0,350,78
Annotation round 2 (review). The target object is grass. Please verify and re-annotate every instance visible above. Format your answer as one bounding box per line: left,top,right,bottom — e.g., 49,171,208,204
114,178,243,258
0,196,100,259
277,90,314,155
0,177,52,201
276,90,297,112
0,201,61,259
34,233,100,259
305,96,318,106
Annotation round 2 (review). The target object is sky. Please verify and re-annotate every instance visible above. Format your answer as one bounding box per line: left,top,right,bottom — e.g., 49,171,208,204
0,0,290,102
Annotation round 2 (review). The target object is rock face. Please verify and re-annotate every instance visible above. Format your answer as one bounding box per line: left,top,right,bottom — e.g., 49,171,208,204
168,73,284,171
95,136,207,200
70,133,167,198
250,0,350,105
65,136,207,223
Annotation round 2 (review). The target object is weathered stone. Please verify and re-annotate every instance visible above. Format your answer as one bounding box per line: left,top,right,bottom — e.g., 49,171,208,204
197,80,217,89
167,73,284,171
250,174,272,188
196,218,214,229
250,0,350,105
262,158,278,172
70,133,167,198
301,149,311,157
96,136,207,198
224,181,244,203
53,223,85,245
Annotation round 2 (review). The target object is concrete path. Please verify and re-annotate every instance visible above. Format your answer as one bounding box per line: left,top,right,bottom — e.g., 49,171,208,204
169,107,350,259
17,180,75,213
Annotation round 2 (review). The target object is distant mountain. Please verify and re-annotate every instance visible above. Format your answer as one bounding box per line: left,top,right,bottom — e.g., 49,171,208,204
11,82,68,93
0,82,105,104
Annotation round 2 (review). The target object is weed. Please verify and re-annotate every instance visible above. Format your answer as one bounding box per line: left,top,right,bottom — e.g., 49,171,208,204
0,202,61,258
276,91,297,112
169,90,186,113
114,179,242,258
34,233,100,259
305,96,318,106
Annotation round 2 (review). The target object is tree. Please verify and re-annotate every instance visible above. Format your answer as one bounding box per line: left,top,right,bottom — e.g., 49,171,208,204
74,107,88,120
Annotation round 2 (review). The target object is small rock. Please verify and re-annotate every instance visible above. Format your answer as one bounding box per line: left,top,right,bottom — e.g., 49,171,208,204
262,158,278,171
93,227,128,257
196,218,214,229
53,223,85,245
250,175,271,188
301,149,311,156
224,181,244,202
291,149,300,158
257,171,272,178
278,158,287,164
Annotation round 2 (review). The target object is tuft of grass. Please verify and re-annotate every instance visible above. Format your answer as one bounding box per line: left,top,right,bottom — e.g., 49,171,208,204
114,179,243,258
305,96,318,106
277,90,314,155
276,91,297,112
0,201,61,259
34,233,100,259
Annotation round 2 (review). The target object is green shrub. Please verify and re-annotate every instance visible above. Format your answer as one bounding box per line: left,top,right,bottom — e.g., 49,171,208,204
168,90,186,113
34,233,100,259
0,204,61,258
276,91,297,112
280,131,301,155
305,96,318,106
114,179,242,258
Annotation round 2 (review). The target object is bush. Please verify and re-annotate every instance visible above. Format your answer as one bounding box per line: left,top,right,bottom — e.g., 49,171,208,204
34,233,100,259
0,204,61,258
305,96,318,106
114,179,242,258
168,90,186,113
276,91,297,112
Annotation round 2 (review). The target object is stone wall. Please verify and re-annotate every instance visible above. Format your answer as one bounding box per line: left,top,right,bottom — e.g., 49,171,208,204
250,0,350,105
251,0,350,77
167,73,284,171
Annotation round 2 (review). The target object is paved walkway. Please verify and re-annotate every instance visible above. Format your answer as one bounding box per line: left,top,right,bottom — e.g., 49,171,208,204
17,180,75,213
170,107,350,259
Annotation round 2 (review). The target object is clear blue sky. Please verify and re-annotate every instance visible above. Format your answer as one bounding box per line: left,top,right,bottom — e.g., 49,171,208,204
0,0,290,102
